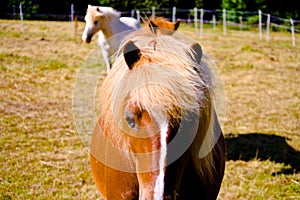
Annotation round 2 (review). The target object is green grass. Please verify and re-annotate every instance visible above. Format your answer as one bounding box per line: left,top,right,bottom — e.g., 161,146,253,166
0,20,299,199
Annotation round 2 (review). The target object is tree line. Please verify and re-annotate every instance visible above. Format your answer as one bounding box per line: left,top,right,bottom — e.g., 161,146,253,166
1,0,299,20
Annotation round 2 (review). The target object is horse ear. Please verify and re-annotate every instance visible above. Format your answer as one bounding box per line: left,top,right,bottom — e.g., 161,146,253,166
96,7,101,13
191,42,202,64
149,21,157,28
149,21,158,34
174,21,180,31
123,41,141,70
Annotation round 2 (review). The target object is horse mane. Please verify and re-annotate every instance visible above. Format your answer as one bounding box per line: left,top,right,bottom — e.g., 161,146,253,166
97,28,218,183
100,28,206,128
87,6,121,20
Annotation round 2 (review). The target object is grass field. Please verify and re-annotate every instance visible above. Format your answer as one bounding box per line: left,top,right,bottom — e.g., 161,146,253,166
0,20,299,199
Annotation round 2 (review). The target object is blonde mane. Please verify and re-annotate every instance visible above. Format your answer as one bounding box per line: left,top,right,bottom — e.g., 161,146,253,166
97,29,217,182
99,30,206,132
87,6,121,20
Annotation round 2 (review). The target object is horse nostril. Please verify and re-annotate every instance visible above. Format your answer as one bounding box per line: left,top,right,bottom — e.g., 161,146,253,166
86,35,92,43
125,116,135,128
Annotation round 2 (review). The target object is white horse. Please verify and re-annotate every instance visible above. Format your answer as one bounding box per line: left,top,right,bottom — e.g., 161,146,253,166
82,5,141,71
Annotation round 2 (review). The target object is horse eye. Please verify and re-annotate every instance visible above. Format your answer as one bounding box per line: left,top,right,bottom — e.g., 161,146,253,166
125,115,135,128
94,20,98,25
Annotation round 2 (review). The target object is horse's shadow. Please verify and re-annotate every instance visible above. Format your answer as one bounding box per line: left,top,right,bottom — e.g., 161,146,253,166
225,133,300,174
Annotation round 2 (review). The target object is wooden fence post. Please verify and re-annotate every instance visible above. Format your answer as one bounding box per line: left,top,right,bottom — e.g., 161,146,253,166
266,14,270,42
152,7,155,19
172,6,176,22
223,9,226,35
212,14,216,29
200,9,204,38
71,4,75,38
194,7,198,31
19,4,24,32
136,10,140,23
259,10,262,39
290,18,295,46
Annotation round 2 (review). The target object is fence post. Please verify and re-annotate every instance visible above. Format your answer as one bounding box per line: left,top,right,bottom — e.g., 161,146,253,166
200,9,204,39
290,18,295,46
258,10,262,39
71,4,75,37
74,16,78,41
188,14,191,27
19,3,24,32
266,14,270,42
172,6,176,22
239,16,243,29
152,7,155,19
223,9,226,35
212,14,216,29
194,7,198,31
131,9,135,18
136,10,140,23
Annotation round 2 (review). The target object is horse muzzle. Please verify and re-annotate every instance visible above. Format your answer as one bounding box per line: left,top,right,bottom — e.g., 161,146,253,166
82,34,93,43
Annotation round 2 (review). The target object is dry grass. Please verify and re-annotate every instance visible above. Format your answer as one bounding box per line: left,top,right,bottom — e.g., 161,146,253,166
0,20,299,199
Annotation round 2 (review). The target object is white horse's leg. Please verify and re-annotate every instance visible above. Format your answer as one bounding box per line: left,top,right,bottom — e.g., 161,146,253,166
101,47,111,71
98,33,112,71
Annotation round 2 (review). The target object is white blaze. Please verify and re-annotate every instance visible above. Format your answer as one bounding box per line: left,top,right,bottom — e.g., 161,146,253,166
154,120,168,200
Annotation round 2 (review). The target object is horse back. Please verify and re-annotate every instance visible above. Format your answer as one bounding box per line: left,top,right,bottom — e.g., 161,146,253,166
119,17,141,29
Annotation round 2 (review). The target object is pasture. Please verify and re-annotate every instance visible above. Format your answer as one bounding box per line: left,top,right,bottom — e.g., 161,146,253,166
0,19,299,199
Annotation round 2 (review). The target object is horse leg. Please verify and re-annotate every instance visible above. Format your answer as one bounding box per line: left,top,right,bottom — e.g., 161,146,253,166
100,47,111,71
98,34,112,71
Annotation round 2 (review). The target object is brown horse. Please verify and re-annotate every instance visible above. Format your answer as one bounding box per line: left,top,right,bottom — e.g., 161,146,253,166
90,29,225,199
147,17,180,35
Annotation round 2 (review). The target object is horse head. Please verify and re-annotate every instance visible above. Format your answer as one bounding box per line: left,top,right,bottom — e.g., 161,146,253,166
91,30,225,199
148,17,180,35
115,40,206,199
82,5,119,43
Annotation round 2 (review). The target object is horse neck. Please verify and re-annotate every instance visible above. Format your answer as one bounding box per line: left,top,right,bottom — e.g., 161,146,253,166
99,17,121,39
99,20,114,39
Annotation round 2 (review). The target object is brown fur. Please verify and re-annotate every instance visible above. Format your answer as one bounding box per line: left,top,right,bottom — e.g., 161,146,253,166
147,17,180,35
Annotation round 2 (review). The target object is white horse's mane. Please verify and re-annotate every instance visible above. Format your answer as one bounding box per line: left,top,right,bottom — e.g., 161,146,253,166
96,6,121,19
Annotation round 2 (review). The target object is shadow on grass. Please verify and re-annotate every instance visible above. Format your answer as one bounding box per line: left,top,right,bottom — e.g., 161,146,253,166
225,133,300,175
